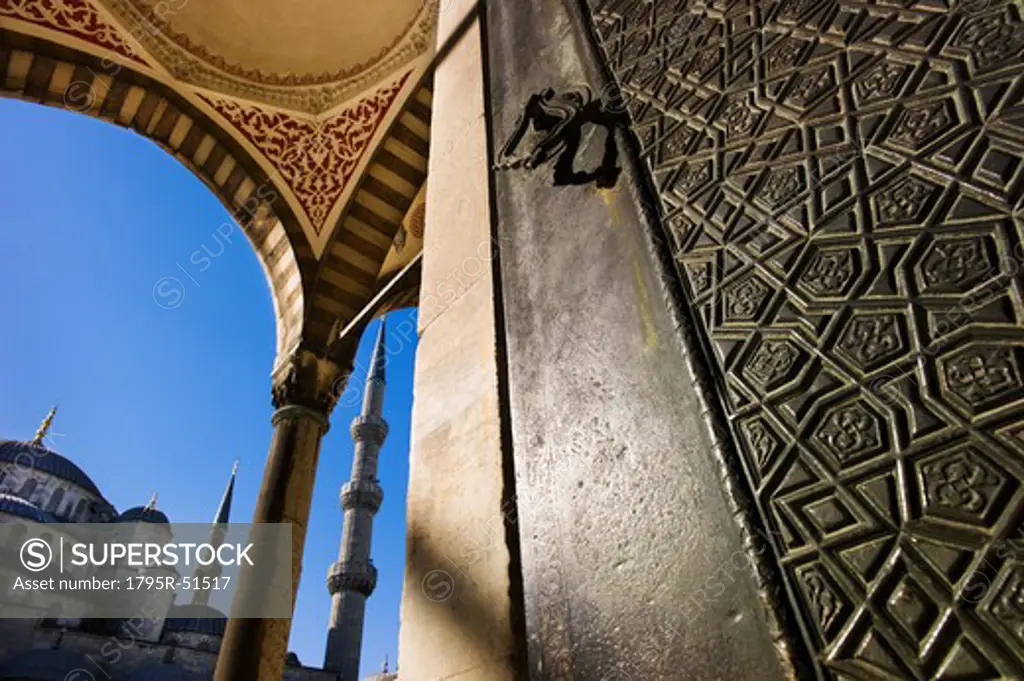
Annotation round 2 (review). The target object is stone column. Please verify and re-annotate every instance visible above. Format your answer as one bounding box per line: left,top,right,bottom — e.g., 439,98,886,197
215,347,351,681
396,1,526,679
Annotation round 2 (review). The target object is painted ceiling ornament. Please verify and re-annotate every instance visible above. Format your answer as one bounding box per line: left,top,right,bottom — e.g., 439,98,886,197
198,71,410,236
495,86,626,188
0,0,148,66
100,0,434,113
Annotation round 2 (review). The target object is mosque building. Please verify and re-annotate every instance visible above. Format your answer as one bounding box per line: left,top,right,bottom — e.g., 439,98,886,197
0,324,392,681
6,0,1022,676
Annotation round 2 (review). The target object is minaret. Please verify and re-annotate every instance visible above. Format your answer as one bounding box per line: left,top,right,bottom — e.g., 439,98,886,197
191,460,238,607
324,320,389,679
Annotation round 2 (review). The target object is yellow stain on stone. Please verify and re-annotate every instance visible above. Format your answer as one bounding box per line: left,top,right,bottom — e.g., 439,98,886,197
597,187,658,349
631,257,659,351
596,186,623,227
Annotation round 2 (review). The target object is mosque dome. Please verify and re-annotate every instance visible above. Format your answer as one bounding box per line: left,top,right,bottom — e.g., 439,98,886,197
164,604,227,636
0,493,56,523
118,505,170,525
0,440,103,497
0,649,91,679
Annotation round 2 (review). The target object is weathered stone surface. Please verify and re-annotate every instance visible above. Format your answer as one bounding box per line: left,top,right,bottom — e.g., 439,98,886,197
400,281,519,681
416,0,494,335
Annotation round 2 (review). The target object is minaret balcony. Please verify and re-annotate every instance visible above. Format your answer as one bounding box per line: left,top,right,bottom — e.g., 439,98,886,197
326,560,378,597
350,415,389,444
340,479,383,512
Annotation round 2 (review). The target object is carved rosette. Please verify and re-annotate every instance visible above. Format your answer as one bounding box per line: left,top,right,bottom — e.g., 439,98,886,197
326,560,378,597
340,479,383,513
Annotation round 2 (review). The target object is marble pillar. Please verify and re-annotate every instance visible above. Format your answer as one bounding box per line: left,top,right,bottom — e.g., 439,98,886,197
396,1,525,679
215,347,352,681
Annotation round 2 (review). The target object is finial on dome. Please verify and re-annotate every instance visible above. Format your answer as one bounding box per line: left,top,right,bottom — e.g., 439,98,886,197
31,406,58,446
145,492,158,510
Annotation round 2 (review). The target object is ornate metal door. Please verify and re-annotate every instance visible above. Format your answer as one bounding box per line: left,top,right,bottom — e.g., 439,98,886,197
580,0,1024,677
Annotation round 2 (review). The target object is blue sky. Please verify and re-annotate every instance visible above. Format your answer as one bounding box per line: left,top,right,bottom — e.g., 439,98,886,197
0,99,414,675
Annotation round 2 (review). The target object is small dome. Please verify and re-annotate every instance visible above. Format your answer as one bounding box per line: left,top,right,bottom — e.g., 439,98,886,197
164,604,227,636
0,440,103,497
124,664,206,681
166,604,225,619
118,506,170,524
1,650,90,679
0,493,56,523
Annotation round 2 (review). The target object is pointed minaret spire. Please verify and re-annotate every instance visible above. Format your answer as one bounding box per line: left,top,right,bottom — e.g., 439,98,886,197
191,461,238,607
325,317,390,679
31,406,58,446
213,459,239,525
382,655,389,673
359,319,388,419
370,318,387,382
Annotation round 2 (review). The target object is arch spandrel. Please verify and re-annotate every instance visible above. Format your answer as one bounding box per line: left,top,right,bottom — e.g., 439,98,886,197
1,0,438,370
304,82,433,351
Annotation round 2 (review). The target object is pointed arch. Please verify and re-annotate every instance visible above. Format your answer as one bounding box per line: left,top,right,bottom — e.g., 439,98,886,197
0,32,307,360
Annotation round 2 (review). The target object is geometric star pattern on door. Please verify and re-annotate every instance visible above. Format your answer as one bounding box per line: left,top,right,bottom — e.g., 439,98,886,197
587,0,1024,676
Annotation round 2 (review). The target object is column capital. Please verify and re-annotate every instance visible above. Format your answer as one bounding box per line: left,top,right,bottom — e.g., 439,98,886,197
270,348,345,414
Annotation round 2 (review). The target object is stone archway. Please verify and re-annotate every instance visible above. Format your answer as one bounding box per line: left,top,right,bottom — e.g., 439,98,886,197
0,36,307,358
1,3,437,676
